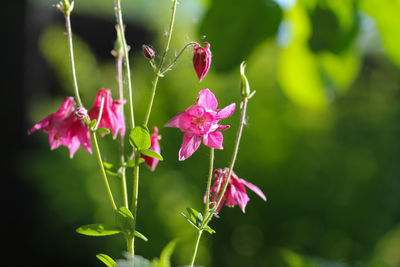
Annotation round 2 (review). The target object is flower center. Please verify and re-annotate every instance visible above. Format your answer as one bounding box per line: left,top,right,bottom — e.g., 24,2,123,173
191,115,206,129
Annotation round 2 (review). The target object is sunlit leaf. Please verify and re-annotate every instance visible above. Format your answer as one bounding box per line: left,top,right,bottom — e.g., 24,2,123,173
141,149,163,160
115,207,135,237
135,230,148,242
129,125,151,151
76,224,120,236
96,254,117,267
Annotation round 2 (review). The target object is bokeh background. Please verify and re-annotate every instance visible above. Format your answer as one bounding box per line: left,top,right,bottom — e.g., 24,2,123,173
7,0,400,266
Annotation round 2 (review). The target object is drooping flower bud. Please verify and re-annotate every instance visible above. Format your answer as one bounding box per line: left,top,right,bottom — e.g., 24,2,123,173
240,61,251,99
142,45,155,60
75,106,88,120
193,42,211,82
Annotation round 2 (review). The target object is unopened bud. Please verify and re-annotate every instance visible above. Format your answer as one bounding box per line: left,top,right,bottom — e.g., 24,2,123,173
75,107,88,120
240,61,252,99
142,45,155,60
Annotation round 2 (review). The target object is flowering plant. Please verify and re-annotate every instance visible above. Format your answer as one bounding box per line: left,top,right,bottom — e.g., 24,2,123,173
29,0,266,266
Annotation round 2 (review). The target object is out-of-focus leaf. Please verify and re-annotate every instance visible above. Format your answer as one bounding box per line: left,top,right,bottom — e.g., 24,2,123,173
115,207,135,237
96,254,117,267
135,230,148,242
199,0,282,72
152,239,178,267
76,224,120,236
117,253,155,267
368,224,400,267
361,0,400,67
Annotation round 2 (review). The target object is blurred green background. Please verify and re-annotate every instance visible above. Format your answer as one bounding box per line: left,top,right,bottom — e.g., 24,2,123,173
14,0,400,266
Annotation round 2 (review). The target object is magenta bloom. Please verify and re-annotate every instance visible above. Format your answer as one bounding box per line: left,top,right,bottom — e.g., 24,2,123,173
193,42,211,82
166,89,235,161
88,89,125,139
141,126,161,171
207,168,266,213
29,97,92,158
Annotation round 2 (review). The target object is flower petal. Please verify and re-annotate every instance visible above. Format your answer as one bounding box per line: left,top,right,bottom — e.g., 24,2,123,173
179,133,201,161
240,179,267,201
203,131,223,149
215,103,236,120
196,89,218,110
165,111,186,128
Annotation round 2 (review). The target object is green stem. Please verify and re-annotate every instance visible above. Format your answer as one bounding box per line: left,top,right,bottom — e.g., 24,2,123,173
160,42,197,76
91,131,117,211
131,150,140,258
64,12,83,107
190,230,203,267
214,99,248,213
114,1,135,129
143,0,178,127
204,148,214,216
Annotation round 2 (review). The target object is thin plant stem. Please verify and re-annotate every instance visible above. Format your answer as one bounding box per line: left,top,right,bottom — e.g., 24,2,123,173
116,54,129,209
130,150,140,259
214,99,248,211
114,1,135,129
190,230,203,267
160,41,197,76
204,148,214,215
64,13,83,107
91,132,118,211
143,0,178,127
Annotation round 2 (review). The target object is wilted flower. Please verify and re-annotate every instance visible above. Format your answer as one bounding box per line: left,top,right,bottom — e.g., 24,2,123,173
207,168,266,213
141,126,161,171
166,89,235,161
193,42,211,82
88,89,125,139
29,97,92,158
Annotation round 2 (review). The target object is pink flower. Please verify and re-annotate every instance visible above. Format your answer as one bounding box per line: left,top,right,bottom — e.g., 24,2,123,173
193,42,211,82
88,89,125,139
29,97,92,158
166,89,235,161
141,126,161,171
207,168,266,213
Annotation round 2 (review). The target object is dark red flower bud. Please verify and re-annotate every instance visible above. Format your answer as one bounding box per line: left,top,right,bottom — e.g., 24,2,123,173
193,42,211,82
142,45,155,60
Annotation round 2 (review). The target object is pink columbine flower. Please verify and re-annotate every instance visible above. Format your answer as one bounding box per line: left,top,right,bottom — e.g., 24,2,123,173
193,42,211,82
88,89,125,139
166,89,235,161
141,126,161,171
207,168,267,213
29,97,92,158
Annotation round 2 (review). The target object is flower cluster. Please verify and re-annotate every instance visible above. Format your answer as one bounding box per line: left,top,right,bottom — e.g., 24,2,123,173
30,89,125,158
166,89,235,160
207,168,266,213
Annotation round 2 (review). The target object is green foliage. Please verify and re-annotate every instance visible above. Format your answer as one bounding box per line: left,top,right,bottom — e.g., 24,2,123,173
115,207,135,238
76,224,120,236
182,208,203,230
141,149,163,160
97,128,111,135
129,126,151,151
97,254,117,267
199,0,282,72
152,240,178,267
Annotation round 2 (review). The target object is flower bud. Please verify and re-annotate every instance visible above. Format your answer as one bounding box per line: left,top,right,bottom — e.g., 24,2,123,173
193,42,211,82
240,61,251,99
142,45,155,60
75,106,88,120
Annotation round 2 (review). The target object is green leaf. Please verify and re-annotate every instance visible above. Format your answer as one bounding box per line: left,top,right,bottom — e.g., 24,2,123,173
126,158,145,168
182,208,203,229
203,224,216,234
96,254,117,267
129,125,151,151
141,149,163,160
159,240,177,267
88,119,97,129
199,0,282,72
115,207,135,237
97,128,111,135
135,230,148,242
76,224,120,236
103,162,119,176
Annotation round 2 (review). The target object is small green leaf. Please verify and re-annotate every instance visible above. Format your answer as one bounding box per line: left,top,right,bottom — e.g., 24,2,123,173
159,240,178,267
96,254,117,267
115,207,135,237
126,158,145,167
88,119,97,129
135,230,148,242
181,212,200,230
76,224,120,236
129,125,151,150
103,162,119,176
187,208,203,227
97,128,111,135
203,225,216,234
141,149,163,160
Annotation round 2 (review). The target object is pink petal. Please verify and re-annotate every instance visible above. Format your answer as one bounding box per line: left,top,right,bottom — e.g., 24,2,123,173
165,111,186,128
179,133,201,161
215,103,236,120
217,125,230,130
196,89,218,111
203,131,223,149
240,179,267,201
